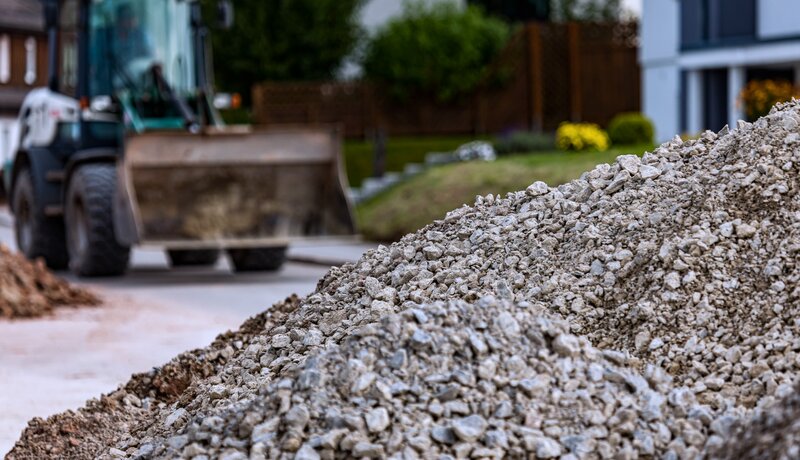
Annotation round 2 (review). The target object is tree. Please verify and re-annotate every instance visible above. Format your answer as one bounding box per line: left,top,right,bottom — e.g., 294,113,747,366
362,1,510,103
205,0,365,102
550,0,622,22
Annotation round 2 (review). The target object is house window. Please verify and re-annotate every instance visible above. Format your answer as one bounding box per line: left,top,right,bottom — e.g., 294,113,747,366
680,0,707,48
24,37,36,85
0,35,9,84
681,0,755,49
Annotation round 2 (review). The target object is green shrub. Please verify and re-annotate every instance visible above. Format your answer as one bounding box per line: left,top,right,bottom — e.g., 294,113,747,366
219,108,252,125
556,122,609,151
493,131,555,155
607,113,654,146
362,1,510,102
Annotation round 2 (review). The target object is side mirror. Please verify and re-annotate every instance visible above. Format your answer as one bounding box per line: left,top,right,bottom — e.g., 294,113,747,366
216,0,234,30
44,0,58,28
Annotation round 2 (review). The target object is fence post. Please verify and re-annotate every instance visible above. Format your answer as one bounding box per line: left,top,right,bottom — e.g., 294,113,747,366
251,84,264,125
527,23,544,132
372,128,386,179
568,22,582,122
474,91,486,135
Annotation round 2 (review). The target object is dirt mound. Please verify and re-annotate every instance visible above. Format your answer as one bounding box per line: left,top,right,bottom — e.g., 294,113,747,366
0,244,99,319
10,101,800,458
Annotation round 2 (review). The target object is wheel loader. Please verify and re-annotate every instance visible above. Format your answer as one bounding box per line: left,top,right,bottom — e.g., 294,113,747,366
4,0,356,276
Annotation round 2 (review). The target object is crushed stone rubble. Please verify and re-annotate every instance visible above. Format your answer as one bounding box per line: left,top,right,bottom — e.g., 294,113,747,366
712,382,800,459
9,100,800,458
0,244,99,319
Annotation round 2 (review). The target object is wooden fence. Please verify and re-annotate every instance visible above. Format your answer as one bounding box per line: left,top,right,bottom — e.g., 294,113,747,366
252,22,640,138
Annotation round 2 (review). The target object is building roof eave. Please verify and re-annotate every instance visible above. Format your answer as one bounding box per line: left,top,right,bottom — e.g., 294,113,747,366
679,39,800,70
0,0,44,33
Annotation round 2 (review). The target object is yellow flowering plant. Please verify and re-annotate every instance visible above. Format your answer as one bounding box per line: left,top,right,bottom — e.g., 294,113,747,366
739,79,800,120
556,122,610,152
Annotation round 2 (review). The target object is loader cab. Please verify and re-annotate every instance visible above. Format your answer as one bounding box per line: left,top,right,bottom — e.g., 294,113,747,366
10,0,228,274
49,0,221,143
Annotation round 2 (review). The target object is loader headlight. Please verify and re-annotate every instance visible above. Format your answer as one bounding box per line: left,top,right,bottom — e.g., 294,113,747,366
213,93,240,110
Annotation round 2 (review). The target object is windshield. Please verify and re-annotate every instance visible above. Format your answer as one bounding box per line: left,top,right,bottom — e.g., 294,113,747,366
89,0,196,97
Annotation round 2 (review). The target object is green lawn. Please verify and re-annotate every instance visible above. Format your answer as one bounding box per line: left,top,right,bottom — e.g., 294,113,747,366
356,145,653,242
344,136,487,187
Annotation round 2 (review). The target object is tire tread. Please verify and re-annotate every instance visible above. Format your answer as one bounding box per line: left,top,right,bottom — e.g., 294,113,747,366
66,164,130,277
12,170,68,269
228,247,287,272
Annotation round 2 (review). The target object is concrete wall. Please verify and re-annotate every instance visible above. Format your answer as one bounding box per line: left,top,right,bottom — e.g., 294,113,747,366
758,0,800,39
640,0,678,64
643,65,680,142
640,0,680,142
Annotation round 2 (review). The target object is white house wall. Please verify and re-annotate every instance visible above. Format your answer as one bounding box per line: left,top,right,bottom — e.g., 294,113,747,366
758,0,800,39
641,0,679,142
640,0,678,64
643,64,680,142
679,40,800,69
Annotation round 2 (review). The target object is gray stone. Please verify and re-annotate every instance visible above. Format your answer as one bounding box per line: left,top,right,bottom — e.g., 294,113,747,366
365,407,390,433
452,415,487,443
295,444,321,460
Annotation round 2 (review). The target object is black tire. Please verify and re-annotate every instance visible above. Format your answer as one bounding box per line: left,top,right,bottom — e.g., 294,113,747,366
11,169,68,269
65,164,130,277
227,247,287,272
167,249,220,267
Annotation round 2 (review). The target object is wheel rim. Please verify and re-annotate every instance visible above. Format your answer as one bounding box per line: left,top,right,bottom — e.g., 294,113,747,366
68,199,89,264
15,195,32,254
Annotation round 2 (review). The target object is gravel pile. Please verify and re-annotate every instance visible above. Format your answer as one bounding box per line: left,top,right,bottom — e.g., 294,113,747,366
0,244,99,319
712,383,800,459
120,299,704,460
9,101,800,458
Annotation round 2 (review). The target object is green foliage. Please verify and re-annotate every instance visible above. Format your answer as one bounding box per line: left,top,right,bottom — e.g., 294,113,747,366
551,0,622,22
204,0,365,102
219,108,253,125
363,2,510,102
556,122,610,151
607,113,654,146
493,131,555,155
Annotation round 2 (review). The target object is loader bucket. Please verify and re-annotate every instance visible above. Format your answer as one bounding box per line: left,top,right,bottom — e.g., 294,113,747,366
118,127,356,248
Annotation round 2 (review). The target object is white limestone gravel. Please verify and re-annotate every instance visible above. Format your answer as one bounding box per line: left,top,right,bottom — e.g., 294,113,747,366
12,100,800,459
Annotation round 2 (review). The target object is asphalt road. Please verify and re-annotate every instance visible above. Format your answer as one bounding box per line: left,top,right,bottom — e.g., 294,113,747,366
0,207,375,455
0,206,374,318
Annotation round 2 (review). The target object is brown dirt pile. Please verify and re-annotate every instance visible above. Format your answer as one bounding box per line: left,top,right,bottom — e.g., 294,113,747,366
0,244,99,319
